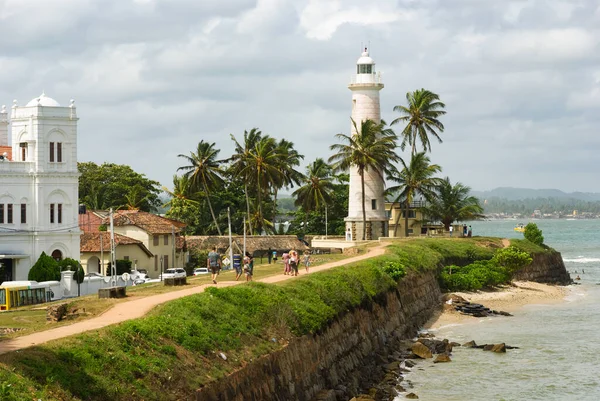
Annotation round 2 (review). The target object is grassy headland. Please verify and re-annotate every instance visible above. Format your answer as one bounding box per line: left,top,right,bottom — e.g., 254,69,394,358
0,237,543,400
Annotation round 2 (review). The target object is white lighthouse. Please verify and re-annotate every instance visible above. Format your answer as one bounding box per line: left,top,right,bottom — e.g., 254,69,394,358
345,48,388,241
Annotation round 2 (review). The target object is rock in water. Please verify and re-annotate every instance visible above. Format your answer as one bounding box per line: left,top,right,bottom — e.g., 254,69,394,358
411,342,433,359
462,340,477,348
491,343,506,353
406,393,419,399
434,353,452,363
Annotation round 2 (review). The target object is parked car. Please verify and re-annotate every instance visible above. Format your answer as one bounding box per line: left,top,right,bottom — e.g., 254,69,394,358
159,268,187,280
193,267,209,276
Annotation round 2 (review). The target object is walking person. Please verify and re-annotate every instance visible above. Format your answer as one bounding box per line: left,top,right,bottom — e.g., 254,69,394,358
272,250,278,264
244,251,254,282
303,250,311,273
289,249,299,276
449,225,453,237
267,247,272,264
468,225,472,238
207,246,221,284
463,224,468,237
282,251,290,275
234,253,243,281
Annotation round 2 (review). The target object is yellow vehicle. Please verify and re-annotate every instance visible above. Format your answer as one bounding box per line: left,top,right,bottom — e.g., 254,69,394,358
0,282,52,311
514,223,525,233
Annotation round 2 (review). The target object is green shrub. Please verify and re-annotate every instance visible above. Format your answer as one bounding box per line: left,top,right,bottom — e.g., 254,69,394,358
58,258,81,272
380,261,406,281
492,246,532,273
524,222,544,245
107,259,132,275
28,252,60,282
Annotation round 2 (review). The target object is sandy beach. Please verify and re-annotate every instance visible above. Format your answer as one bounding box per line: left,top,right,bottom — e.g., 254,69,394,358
424,281,571,330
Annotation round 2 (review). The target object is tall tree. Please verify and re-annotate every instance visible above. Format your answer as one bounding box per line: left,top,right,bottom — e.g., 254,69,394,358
292,158,334,230
391,89,446,155
178,141,224,235
238,136,281,234
420,177,485,230
78,162,161,212
230,128,263,234
273,138,304,228
163,175,201,233
387,152,442,237
329,118,400,240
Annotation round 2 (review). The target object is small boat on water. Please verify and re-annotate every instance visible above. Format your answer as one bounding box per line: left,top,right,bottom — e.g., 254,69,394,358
514,223,525,232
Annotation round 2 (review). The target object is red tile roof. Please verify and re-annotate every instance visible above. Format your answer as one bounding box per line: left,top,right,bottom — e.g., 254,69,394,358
80,232,153,257
79,210,107,232
105,210,185,235
0,146,11,161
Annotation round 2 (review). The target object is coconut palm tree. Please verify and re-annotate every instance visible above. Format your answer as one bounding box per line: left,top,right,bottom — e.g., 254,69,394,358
272,138,304,228
329,118,400,240
178,141,224,235
162,174,200,225
230,128,263,234
420,177,485,230
240,136,281,234
387,152,442,237
293,158,335,231
391,89,446,155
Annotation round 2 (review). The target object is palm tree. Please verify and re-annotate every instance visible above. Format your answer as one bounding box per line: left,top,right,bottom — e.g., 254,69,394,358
272,139,304,228
123,184,151,211
162,174,200,224
239,136,281,234
329,118,400,240
420,177,485,230
391,89,446,155
292,158,335,231
387,152,442,237
230,128,263,234
178,141,224,235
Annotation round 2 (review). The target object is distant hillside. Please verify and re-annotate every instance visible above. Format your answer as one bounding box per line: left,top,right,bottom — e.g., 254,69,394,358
471,187,600,202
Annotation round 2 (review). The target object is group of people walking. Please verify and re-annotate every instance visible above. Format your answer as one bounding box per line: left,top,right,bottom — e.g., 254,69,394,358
207,246,254,285
206,247,312,284
449,224,473,237
280,249,311,276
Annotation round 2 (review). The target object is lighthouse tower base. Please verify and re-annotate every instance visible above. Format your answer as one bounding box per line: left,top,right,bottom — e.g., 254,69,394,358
345,218,388,241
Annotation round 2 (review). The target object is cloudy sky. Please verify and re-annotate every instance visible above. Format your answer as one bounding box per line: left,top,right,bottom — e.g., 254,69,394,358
1,0,599,193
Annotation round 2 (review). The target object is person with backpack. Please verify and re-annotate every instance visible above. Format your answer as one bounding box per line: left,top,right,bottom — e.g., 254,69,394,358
207,246,221,284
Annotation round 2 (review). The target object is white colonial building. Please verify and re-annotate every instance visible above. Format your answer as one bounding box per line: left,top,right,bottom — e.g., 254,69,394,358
0,93,80,282
345,49,388,241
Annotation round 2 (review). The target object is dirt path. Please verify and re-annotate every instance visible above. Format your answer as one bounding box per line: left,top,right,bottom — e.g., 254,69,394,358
0,245,387,355
502,238,510,248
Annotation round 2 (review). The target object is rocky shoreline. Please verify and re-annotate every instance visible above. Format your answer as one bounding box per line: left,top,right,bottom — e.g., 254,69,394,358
350,331,519,401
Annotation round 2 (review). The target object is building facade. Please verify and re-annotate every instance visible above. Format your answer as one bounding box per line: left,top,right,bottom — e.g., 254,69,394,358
0,93,80,282
345,49,388,240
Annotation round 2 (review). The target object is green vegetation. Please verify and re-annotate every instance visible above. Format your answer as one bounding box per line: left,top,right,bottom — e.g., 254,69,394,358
524,222,545,246
78,162,161,212
0,238,546,400
27,252,60,282
440,246,532,291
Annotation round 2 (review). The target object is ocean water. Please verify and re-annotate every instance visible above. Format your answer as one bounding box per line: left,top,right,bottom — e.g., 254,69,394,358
396,219,600,401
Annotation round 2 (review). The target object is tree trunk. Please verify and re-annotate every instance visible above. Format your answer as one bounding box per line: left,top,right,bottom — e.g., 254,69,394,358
404,199,410,237
202,178,222,236
361,171,366,241
392,200,402,237
256,171,263,235
244,182,253,235
273,188,278,234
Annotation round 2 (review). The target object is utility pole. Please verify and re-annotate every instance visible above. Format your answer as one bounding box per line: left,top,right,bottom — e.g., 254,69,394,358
171,225,175,269
325,205,328,239
228,208,233,271
109,208,116,286
243,217,246,258
100,231,104,275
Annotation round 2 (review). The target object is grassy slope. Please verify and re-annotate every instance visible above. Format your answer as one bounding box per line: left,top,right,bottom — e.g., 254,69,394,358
0,237,523,401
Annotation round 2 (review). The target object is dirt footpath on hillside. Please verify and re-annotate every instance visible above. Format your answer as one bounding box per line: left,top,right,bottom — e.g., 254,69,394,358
0,245,387,355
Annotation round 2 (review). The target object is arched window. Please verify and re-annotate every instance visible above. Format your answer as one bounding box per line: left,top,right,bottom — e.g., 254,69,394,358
51,250,63,261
